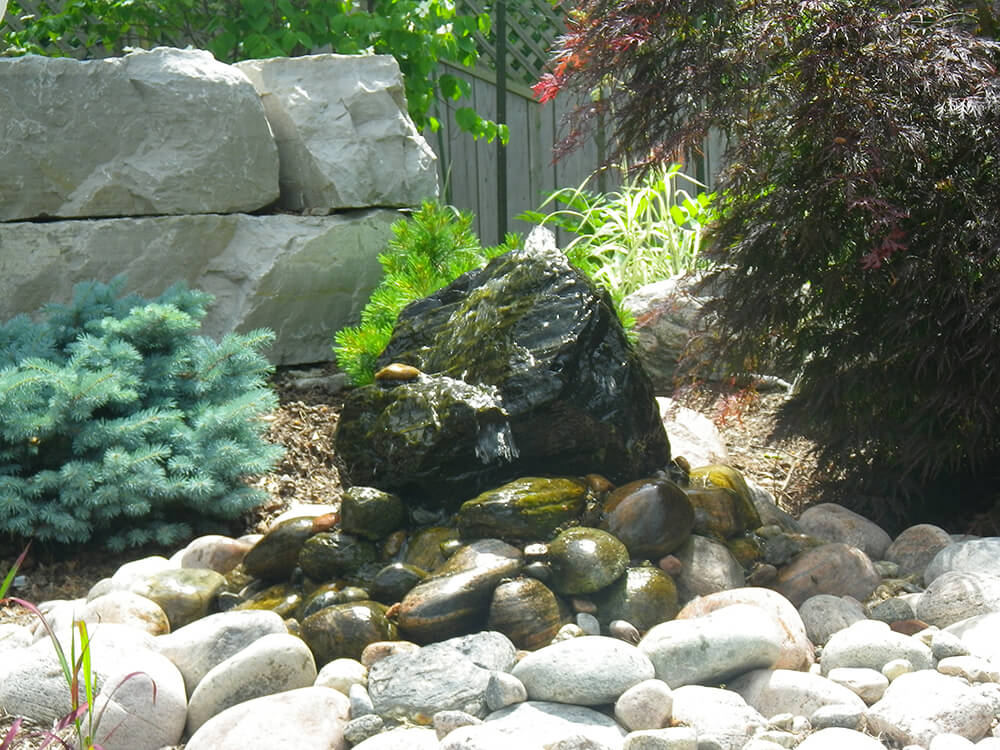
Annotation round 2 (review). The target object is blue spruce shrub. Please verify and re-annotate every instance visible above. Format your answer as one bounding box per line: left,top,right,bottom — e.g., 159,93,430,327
0,278,283,550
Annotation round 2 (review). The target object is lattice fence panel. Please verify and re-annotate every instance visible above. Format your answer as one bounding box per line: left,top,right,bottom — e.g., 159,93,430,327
460,0,564,86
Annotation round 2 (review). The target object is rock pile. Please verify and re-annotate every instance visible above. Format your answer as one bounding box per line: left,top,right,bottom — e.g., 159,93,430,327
2,492,999,750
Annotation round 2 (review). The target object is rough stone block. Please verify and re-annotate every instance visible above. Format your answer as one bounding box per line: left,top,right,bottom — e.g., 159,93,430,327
235,54,438,211
0,47,279,221
0,210,400,364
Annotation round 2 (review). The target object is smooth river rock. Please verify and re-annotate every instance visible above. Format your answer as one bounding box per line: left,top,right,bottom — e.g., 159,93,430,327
396,539,523,643
511,635,655,705
638,604,784,687
772,543,880,607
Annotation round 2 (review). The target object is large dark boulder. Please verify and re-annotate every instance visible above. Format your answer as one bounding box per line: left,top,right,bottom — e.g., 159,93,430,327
334,244,671,508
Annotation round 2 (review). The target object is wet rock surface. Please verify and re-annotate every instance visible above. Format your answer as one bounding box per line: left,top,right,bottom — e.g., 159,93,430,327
335,244,671,507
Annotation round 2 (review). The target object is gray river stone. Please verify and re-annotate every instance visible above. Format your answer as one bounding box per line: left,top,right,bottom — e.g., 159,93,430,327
638,604,784,687
512,635,655,706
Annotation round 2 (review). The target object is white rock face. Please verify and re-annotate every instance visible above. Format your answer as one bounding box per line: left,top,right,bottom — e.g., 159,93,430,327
639,604,783,688
0,47,279,221
0,210,398,364
235,54,438,211
865,670,995,746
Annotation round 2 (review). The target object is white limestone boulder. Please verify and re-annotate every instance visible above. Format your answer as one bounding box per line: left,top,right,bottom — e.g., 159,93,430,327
0,47,278,221
235,54,438,212
0,209,399,365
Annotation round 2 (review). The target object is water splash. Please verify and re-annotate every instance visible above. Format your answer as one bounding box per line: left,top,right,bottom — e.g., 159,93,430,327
475,415,519,465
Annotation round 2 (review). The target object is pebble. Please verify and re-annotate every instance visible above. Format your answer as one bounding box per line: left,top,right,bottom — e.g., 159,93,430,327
796,727,887,750
344,713,385,745
438,701,627,749
825,666,889,704
885,523,954,579
797,594,867,646
670,684,765,750
314,657,368,694
675,587,814,670
727,668,865,718
350,682,376,717
916,571,1000,627
672,534,744,601
924,538,1000,584
484,670,527,711
937,655,1000,683
614,679,673,731
185,631,317,734
808,704,865,731
773,543,881,607
433,709,482,739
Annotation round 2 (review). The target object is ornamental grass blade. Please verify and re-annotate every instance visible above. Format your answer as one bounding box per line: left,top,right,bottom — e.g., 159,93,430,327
0,717,24,750
0,544,31,599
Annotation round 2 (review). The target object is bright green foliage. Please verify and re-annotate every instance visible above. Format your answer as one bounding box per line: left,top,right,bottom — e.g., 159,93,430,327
0,278,282,550
1,0,507,143
519,163,715,309
334,202,517,385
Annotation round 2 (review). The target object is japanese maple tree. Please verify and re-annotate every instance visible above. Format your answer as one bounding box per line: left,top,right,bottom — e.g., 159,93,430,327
542,0,1000,527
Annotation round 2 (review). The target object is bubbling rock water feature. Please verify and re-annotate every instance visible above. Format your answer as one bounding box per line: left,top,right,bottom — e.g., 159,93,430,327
334,242,671,509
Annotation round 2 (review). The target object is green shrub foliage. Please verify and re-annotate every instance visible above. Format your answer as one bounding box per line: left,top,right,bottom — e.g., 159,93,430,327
544,0,1000,524
334,202,517,386
0,278,283,550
